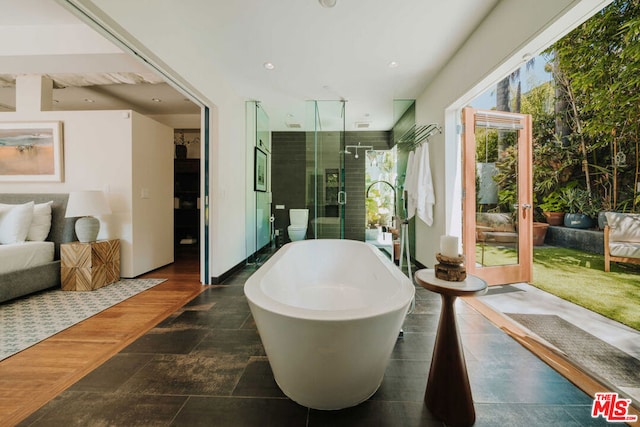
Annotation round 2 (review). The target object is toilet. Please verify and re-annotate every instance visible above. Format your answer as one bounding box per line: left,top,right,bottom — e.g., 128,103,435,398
287,209,309,242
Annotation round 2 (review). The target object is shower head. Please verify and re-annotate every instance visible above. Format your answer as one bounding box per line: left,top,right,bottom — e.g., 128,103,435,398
344,143,373,159
318,0,337,7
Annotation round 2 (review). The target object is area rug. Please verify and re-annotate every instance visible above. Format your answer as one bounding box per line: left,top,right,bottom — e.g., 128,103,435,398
0,278,166,361
484,284,525,296
506,313,640,387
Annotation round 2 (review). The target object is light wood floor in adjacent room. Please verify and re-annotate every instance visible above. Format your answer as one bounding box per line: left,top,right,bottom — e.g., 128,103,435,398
0,255,204,426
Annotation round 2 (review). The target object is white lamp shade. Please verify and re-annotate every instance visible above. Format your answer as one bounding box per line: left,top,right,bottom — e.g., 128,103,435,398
65,191,111,218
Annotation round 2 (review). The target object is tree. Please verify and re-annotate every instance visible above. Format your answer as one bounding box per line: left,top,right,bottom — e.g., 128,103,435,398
495,60,536,159
496,77,511,113
495,60,537,114
548,0,640,212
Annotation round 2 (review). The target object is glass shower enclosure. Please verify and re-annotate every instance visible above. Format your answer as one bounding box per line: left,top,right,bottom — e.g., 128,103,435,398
246,101,272,265
304,100,346,240
247,99,348,266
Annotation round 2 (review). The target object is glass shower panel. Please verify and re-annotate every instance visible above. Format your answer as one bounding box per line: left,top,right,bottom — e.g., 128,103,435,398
304,100,345,239
246,101,271,266
255,104,271,254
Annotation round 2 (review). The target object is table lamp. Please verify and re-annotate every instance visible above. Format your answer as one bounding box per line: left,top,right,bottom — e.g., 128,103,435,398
65,190,111,242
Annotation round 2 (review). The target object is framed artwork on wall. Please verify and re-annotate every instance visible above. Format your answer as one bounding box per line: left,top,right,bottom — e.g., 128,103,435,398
254,146,267,192
0,121,64,182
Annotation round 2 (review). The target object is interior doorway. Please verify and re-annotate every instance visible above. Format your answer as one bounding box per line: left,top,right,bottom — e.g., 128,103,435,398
462,107,533,285
173,128,201,260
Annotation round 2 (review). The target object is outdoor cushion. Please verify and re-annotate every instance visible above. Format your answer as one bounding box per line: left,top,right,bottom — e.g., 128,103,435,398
609,241,640,259
605,212,640,243
476,212,515,232
483,231,518,243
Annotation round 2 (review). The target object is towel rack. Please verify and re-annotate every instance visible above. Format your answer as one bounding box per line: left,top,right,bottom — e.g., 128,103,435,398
397,123,442,151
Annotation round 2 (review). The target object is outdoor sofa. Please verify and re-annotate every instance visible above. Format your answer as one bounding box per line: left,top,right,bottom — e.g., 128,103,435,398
603,211,640,272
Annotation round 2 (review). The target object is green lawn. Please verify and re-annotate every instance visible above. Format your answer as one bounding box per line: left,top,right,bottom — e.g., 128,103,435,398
478,245,640,331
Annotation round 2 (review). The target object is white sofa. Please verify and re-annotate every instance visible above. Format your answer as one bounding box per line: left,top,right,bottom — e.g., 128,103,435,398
604,212,640,272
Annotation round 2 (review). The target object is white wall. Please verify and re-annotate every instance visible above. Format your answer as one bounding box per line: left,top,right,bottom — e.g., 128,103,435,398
131,111,174,276
210,100,249,278
413,0,611,267
148,114,200,130
0,109,174,277
72,0,251,280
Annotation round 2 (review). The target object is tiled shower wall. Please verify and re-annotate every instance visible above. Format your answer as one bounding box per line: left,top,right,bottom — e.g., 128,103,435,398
271,132,307,243
272,131,391,243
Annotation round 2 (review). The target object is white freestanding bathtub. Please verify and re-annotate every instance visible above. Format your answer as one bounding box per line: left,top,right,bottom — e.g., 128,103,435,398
244,239,415,410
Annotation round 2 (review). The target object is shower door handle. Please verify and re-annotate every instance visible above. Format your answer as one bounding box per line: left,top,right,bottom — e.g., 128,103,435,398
337,191,347,205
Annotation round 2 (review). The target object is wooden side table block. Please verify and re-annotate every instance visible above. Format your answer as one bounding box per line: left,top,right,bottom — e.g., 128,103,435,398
61,240,120,291
414,269,487,427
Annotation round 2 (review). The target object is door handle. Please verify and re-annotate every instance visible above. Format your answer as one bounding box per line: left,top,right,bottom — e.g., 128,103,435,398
513,203,532,209
337,191,347,205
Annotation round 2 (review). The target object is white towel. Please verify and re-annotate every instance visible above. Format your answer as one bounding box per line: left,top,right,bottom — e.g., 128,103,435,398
415,144,435,226
404,149,417,219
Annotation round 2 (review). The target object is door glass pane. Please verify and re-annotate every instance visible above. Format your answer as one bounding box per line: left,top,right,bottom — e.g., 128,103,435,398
305,100,345,239
475,126,519,267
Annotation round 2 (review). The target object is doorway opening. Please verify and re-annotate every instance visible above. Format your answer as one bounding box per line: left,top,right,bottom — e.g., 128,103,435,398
173,128,201,261
462,107,533,286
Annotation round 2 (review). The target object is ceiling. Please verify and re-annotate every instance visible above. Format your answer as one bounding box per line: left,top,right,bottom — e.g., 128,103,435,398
0,0,501,130
0,0,199,116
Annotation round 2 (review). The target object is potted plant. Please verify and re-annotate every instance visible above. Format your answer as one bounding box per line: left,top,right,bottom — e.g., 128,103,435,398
538,190,567,226
560,187,599,229
595,176,613,230
532,222,549,246
365,196,382,240
173,130,200,159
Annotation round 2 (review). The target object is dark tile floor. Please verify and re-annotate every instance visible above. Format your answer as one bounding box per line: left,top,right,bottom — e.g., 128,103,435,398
20,265,610,426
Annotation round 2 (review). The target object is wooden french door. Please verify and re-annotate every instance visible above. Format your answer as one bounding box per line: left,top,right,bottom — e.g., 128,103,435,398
462,107,533,286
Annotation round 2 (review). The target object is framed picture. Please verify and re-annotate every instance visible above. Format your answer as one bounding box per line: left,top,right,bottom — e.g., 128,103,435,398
254,146,267,192
0,122,64,182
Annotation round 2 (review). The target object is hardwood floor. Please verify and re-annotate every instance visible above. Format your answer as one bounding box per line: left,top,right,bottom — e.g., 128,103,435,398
0,254,204,426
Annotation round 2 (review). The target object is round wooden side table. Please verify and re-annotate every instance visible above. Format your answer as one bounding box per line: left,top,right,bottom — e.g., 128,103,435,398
414,269,487,427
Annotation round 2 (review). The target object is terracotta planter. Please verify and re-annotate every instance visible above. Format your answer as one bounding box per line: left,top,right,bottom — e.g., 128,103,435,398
543,211,564,226
532,222,549,246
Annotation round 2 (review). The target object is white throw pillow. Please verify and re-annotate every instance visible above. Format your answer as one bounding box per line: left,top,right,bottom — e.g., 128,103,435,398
27,201,53,241
0,202,35,244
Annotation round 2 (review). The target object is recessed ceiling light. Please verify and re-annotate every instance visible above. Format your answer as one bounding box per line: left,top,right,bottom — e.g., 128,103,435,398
151,98,162,102
388,61,399,68
318,0,337,7
83,98,95,103
263,62,275,70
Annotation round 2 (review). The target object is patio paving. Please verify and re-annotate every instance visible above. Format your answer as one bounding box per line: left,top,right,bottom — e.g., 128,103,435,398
478,282,640,405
